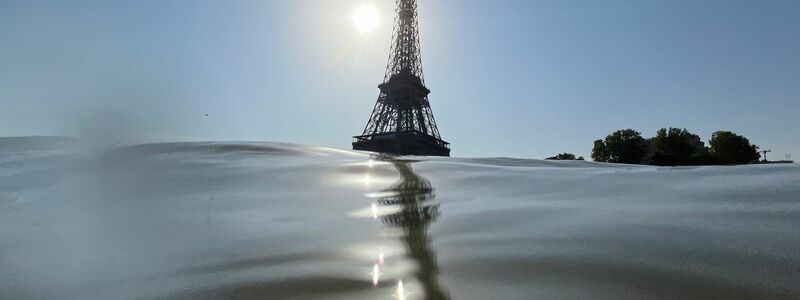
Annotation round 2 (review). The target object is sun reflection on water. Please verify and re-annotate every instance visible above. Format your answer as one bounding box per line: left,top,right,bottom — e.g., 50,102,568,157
370,263,382,286
395,280,409,300
364,174,372,186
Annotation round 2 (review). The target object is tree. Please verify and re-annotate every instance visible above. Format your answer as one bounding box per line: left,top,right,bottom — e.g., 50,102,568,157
546,153,585,160
546,153,577,160
651,128,707,165
592,139,609,162
709,131,760,165
593,129,649,164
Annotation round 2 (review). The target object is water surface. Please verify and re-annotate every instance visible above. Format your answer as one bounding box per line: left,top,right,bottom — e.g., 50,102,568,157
1,138,799,299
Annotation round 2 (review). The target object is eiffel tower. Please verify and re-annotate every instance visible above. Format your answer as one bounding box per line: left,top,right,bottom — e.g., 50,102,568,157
352,0,450,157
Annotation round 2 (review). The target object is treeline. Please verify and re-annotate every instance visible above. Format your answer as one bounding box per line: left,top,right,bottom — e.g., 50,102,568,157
546,153,585,161
591,128,760,166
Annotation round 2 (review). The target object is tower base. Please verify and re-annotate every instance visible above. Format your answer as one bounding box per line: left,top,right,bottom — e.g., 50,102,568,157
353,131,450,157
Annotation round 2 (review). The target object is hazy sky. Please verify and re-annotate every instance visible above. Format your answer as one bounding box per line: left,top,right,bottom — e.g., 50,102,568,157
1,0,798,159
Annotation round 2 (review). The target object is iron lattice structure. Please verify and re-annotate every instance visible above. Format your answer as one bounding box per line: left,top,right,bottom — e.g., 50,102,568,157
353,0,450,156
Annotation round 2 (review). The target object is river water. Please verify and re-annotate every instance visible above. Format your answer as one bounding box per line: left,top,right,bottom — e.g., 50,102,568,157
1,138,799,299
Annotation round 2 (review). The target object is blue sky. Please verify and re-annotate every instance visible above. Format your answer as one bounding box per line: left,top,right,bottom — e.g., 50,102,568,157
1,0,798,159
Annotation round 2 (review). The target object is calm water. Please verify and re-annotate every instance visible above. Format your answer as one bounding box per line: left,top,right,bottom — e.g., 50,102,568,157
2,138,800,299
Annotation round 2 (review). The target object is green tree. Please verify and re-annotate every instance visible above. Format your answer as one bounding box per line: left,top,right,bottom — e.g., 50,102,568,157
592,139,608,162
546,153,578,160
651,128,707,165
593,129,649,164
709,131,760,164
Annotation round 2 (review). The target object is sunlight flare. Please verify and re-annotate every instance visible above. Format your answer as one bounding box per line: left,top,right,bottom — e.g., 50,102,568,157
370,263,382,286
395,280,410,300
353,4,380,34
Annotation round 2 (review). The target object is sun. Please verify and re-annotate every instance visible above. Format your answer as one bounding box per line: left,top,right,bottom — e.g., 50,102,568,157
353,4,380,34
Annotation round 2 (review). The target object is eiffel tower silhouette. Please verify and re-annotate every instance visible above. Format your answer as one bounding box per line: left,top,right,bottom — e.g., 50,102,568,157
353,0,450,157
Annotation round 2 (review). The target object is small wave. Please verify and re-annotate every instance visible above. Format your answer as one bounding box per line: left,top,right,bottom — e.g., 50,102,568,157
0,136,81,154
432,157,647,169
119,142,313,157
172,251,342,276
168,276,372,300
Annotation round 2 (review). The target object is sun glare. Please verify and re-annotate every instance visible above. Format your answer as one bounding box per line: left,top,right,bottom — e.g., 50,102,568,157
353,5,379,34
